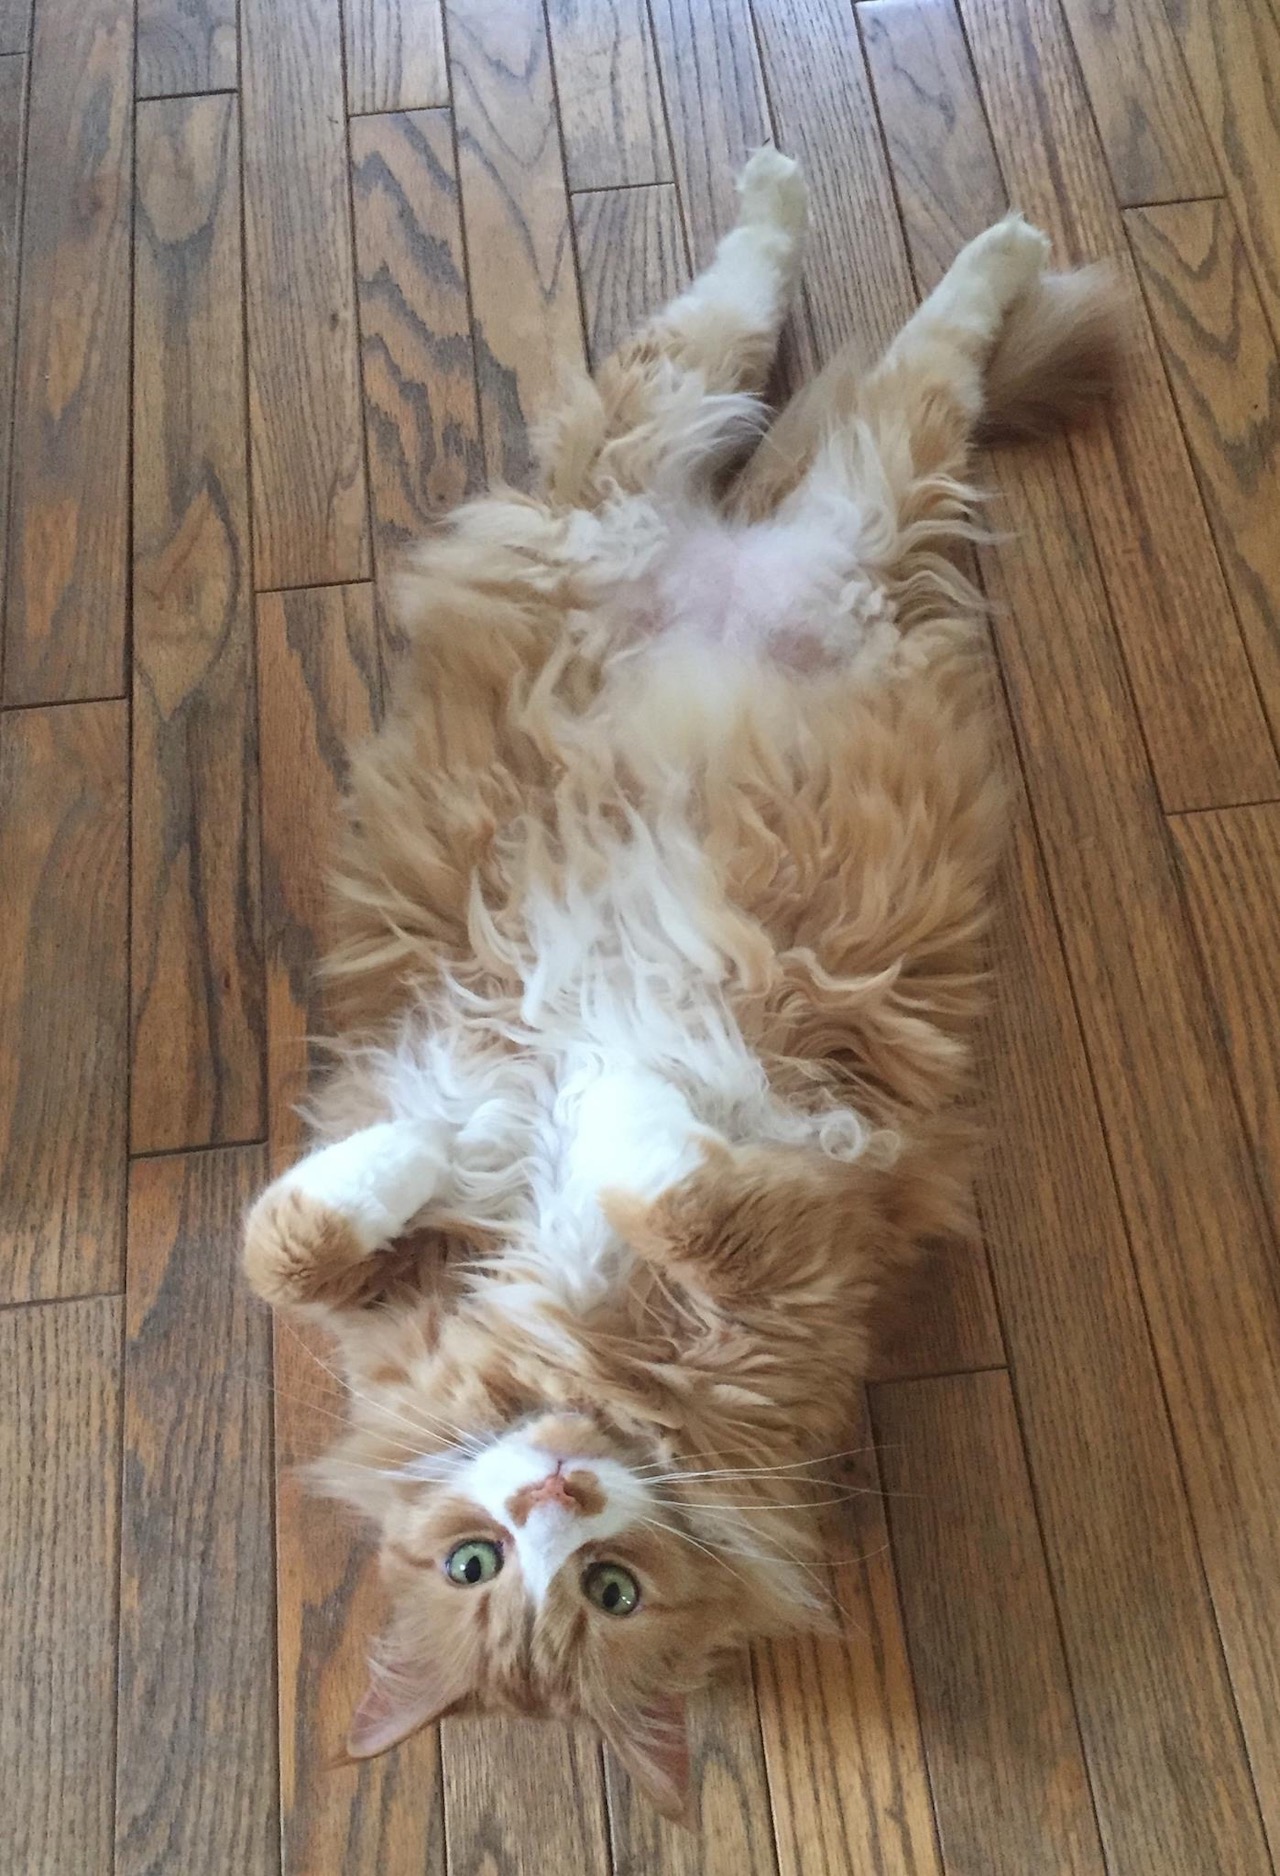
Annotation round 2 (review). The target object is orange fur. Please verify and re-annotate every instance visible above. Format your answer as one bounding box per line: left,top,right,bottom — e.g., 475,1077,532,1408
241,157,1121,1821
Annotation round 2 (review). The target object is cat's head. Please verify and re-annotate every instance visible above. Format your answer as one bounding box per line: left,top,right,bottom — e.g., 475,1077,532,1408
332,1406,820,1822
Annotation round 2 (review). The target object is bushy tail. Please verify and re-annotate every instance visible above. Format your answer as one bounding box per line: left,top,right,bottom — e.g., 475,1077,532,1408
979,265,1124,443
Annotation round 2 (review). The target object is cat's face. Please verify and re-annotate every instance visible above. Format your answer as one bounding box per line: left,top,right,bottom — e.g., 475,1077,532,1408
345,1409,777,1820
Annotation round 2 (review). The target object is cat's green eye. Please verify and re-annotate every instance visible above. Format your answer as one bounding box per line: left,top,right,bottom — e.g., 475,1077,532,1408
583,1561,640,1616
444,1539,503,1586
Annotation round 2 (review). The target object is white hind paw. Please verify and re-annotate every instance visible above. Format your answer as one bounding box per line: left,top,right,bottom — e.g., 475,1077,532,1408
737,146,808,240
963,213,1052,301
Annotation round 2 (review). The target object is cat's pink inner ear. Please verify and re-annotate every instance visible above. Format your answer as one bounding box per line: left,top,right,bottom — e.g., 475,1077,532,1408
600,1695,694,1826
346,1653,469,1759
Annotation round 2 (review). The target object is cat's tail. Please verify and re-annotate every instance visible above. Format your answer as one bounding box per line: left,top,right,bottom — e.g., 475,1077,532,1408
978,264,1125,443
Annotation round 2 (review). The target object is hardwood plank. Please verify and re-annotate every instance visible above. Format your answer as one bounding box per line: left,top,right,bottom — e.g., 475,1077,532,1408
446,0,585,488
755,1453,942,1876
752,0,917,363
1056,0,1218,206
860,0,1007,297
275,1315,447,1876
546,0,671,190
441,1719,609,1874
116,1147,277,1876
873,1373,1105,1876
345,0,446,115
2,0,132,703
647,0,769,268
864,38,1269,1865
1127,200,1280,758
0,3,31,54
241,0,369,588
350,108,483,579
137,0,236,95
979,776,1269,1875
606,1663,777,1874
0,57,25,629
573,183,690,368
257,583,381,1180
131,94,264,1154
868,1233,1003,1381
1173,804,1280,1241
1168,0,1280,346
0,1297,121,1876
0,702,128,1301
959,0,1280,812
980,436,1280,1861
258,586,443,1874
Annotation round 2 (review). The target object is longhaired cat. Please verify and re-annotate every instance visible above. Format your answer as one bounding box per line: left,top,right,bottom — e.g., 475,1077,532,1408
243,150,1118,1822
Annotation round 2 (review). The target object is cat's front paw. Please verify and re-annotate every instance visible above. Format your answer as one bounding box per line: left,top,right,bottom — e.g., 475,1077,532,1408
243,1185,368,1310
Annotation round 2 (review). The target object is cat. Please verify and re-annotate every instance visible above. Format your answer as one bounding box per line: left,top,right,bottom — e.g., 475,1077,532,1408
243,149,1118,1824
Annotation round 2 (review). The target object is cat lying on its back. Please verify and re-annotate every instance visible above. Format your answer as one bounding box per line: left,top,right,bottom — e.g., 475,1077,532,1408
242,149,1118,1824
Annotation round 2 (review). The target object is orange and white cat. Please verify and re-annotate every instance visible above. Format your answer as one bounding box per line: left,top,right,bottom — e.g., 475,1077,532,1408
243,150,1117,1823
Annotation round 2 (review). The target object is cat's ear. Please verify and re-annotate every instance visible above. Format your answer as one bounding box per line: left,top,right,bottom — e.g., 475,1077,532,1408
345,1651,471,1759
598,1696,694,1827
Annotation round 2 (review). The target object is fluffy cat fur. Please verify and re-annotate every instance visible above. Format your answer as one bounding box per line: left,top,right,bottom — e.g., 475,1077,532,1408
242,150,1119,1824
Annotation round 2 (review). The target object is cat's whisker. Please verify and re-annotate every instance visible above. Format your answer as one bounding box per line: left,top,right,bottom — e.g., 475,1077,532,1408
632,1442,882,1479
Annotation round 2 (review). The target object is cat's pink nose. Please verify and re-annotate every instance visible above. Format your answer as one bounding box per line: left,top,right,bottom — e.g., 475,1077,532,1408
505,1464,605,1526
528,1470,575,1510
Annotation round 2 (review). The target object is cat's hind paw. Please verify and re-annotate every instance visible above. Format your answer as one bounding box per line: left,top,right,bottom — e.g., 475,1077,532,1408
736,146,808,241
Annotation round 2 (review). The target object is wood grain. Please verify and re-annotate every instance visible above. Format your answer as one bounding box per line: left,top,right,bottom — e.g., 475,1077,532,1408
131,94,264,1155
606,1662,777,1875
241,0,369,588
0,703,128,1301
752,0,916,364
275,1318,447,1876
867,47,1269,1866
136,0,237,96
755,1450,942,1876
1127,199,1280,756
351,108,483,576
1056,0,1217,206
0,56,24,644
257,586,443,1874
0,1297,121,1876
1174,804,1280,1242
446,0,586,488
0,3,30,54
441,1719,610,1874
1168,0,1280,344
874,1373,1106,1876
345,0,447,115
959,0,1280,812
546,0,671,190
2,0,132,703
647,0,769,268
116,1147,277,1876
257,583,381,1178
573,183,690,368
980,436,1280,1860
860,0,1008,297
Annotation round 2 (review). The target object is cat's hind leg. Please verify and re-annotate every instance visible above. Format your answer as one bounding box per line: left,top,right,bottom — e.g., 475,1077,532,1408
540,148,808,507
243,1122,449,1313
733,210,1121,542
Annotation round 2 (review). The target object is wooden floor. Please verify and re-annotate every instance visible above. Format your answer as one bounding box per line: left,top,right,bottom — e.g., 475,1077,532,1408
3,0,1280,1870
